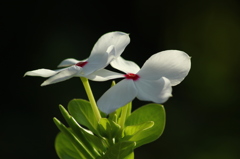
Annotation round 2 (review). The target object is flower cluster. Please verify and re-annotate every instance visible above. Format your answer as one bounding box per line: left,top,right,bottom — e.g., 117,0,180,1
25,31,191,114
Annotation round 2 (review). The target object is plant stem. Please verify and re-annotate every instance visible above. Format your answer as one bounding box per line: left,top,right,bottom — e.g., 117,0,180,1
80,77,101,121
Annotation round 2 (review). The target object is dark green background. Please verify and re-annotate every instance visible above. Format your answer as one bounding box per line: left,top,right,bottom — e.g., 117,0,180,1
1,0,240,158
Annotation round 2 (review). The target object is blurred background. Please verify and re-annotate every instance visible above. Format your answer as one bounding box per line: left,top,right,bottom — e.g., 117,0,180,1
1,0,240,158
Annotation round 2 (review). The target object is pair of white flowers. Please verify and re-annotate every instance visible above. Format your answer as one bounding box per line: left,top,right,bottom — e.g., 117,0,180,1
25,31,191,114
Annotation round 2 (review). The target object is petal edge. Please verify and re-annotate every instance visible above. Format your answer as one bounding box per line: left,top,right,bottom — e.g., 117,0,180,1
138,50,191,86
97,79,137,114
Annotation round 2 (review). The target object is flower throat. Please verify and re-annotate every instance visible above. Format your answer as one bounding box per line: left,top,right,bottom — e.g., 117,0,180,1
124,73,140,81
75,61,88,67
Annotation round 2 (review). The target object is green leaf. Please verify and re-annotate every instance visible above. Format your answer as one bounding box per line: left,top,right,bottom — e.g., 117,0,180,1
55,132,83,159
108,108,121,123
125,102,132,118
100,141,136,159
68,99,98,134
59,105,105,157
98,118,122,140
108,81,132,126
125,103,166,148
81,129,108,155
124,152,134,159
53,118,94,159
108,101,132,129
123,121,154,141
108,113,118,123
117,102,132,128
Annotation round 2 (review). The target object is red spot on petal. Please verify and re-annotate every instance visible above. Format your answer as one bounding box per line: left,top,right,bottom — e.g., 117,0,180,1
75,61,88,67
124,73,140,81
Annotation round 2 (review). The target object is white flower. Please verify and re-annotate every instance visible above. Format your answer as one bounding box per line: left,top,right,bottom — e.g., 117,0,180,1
24,31,130,86
97,50,191,114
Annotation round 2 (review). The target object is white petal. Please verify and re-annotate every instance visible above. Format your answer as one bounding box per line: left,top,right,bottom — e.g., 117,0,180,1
41,66,81,86
90,31,130,58
24,69,59,77
57,58,81,67
82,46,111,76
85,69,124,81
110,56,140,74
97,79,137,114
105,45,116,63
138,50,191,86
135,77,172,103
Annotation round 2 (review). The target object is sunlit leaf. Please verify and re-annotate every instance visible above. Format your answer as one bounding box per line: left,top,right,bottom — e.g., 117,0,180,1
55,132,83,159
100,141,136,159
98,118,122,140
108,81,132,126
123,121,154,140
68,99,98,134
53,118,94,159
117,102,132,128
124,152,134,159
59,105,105,157
125,103,166,148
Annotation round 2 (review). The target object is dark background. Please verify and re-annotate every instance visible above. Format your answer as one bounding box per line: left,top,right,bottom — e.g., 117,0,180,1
1,0,240,158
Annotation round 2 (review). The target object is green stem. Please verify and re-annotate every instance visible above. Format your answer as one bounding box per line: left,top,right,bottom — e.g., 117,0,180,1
80,77,101,121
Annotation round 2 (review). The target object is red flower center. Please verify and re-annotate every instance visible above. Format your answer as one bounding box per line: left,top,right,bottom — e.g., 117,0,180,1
75,61,88,67
124,73,140,81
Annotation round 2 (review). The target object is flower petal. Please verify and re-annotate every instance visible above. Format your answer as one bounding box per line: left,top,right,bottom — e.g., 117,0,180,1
85,69,124,81
97,79,137,114
24,69,60,77
41,66,81,86
82,31,130,76
135,77,172,103
138,50,191,86
90,31,130,58
57,58,81,67
82,45,114,76
110,56,140,74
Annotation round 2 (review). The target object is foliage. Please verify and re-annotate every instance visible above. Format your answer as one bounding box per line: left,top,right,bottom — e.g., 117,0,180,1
54,99,166,159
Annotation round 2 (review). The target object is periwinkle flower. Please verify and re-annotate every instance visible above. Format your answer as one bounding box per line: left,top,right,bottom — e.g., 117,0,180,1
97,50,191,114
24,31,130,86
